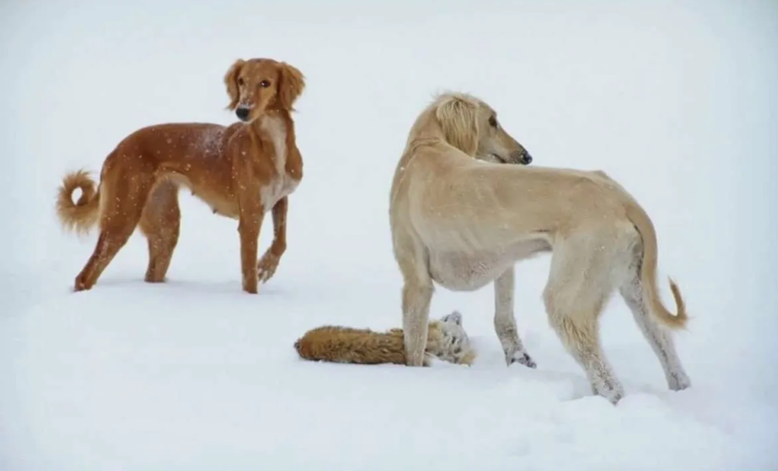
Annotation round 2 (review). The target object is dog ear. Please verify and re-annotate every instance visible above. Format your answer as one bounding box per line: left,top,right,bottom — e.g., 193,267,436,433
435,94,480,156
442,310,463,326
278,62,305,111
224,59,245,110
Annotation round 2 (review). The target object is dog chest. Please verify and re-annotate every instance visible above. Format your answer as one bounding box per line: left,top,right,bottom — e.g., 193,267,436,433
259,175,299,212
256,114,299,211
260,115,287,175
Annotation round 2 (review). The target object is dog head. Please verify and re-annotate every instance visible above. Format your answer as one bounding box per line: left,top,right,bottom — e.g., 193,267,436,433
434,92,532,165
224,58,305,123
428,310,476,366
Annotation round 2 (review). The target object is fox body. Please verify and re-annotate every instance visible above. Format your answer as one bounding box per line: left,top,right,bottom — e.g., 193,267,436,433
294,311,475,366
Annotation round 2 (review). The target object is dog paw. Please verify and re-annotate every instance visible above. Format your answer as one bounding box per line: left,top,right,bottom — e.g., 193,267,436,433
597,385,624,405
508,351,537,369
73,277,91,292
242,283,258,294
257,252,280,283
668,371,692,391
242,275,258,294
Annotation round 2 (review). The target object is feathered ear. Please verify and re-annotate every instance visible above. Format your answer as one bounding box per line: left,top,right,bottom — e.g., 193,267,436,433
278,62,305,111
435,94,479,156
224,59,245,110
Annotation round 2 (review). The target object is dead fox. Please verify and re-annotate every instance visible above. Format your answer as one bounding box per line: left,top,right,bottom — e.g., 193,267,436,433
294,311,476,366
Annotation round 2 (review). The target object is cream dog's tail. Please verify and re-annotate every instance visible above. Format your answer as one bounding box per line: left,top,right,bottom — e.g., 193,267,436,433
625,202,688,329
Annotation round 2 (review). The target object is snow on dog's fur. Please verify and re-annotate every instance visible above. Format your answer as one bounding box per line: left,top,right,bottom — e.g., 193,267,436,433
389,91,690,404
294,311,476,366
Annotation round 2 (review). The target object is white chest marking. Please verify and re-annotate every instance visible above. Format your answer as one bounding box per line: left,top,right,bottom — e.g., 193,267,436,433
258,115,299,212
260,115,287,175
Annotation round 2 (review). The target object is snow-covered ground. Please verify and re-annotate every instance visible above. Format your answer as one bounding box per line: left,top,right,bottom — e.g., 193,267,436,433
2,0,777,469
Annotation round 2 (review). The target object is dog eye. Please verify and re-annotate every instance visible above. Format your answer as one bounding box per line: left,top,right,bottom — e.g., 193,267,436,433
237,77,245,87
489,116,498,127
259,80,271,88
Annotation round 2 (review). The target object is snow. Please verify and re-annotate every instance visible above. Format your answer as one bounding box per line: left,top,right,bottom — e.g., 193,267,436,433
2,0,778,469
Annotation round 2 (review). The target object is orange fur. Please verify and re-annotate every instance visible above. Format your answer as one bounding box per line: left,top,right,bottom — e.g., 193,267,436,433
56,169,99,234
295,326,411,365
294,315,476,367
55,58,306,293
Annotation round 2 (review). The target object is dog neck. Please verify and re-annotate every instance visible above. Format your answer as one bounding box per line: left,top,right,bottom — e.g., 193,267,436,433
246,110,292,175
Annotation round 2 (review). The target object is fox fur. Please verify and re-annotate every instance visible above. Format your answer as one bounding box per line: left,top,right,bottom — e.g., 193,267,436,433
294,311,476,366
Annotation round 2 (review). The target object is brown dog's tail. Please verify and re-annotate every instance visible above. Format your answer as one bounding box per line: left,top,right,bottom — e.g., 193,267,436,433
625,202,688,329
56,170,100,234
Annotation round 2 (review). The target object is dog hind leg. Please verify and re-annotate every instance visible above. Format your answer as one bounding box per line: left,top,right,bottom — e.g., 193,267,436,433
139,180,181,283
620,268,691,391
543,235,624,404
74,169,153,291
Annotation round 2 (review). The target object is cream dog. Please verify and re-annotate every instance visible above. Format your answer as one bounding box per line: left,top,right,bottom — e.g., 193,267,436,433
389,92,690,404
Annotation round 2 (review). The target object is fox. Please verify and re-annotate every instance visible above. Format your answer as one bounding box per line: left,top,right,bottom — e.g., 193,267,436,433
294,311,476,366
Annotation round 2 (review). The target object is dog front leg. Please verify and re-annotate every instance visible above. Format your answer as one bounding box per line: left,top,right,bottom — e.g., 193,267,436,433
402,281,433,366
393,229,433,366
494,267,536,368
258,196,287,284
238,201,264,294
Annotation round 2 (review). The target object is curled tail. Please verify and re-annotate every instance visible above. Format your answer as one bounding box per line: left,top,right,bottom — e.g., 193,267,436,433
625,202,688,329
56,170,100,234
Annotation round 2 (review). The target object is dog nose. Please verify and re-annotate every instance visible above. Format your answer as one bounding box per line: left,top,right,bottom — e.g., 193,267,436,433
510,150,533,165
236,107,250,121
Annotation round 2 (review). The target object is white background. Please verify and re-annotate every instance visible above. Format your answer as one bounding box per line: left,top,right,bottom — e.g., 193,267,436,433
1,0,777,469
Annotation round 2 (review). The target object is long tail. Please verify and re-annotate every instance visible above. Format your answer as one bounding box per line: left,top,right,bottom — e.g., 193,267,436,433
56,170,100,234
625,202,688,329
293,325,419,365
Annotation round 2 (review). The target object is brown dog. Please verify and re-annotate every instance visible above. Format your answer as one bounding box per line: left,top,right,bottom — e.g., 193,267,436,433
56,58,305,294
